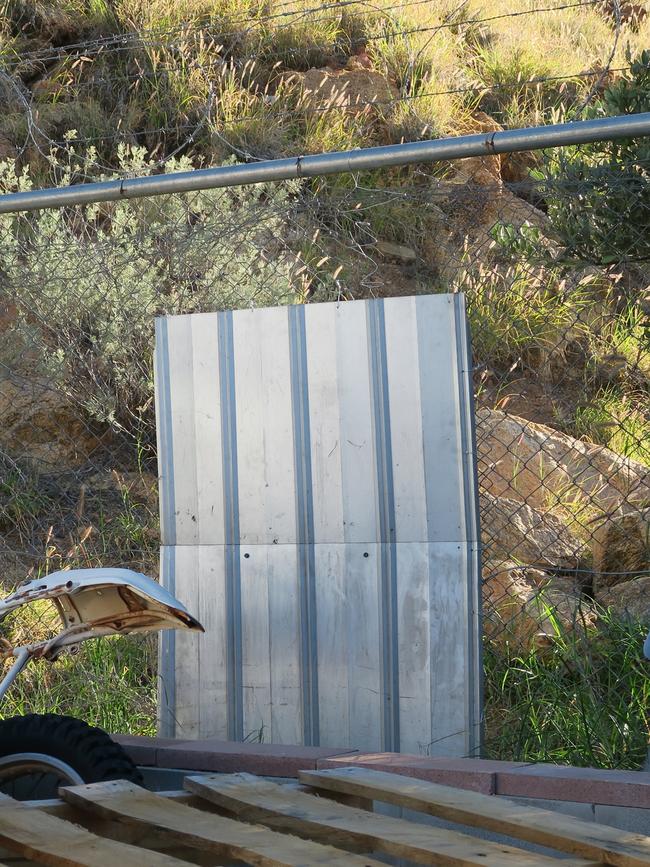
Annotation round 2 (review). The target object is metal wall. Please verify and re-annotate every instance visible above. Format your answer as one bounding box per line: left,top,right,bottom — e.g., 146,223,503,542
155,293,481,756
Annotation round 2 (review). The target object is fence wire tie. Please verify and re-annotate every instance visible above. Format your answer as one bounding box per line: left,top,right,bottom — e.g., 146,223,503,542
484,131,498,155
296,155,304,178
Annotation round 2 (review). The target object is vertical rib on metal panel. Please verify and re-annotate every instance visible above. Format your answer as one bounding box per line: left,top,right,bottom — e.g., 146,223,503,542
155,317,177,737
453,293,483,757
159,545,177,737
218,311,244,742
288,305,320,746
156,318,176,546
366,299,400,753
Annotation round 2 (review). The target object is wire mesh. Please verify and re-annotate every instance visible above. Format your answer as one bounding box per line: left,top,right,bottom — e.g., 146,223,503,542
0,3,649,764
1,137,648,762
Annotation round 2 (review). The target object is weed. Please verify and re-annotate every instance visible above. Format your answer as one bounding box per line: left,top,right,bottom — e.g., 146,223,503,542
0,632,157,734
573,388,650,467
484,605,650,769
462,260,590,375
0,466,51,544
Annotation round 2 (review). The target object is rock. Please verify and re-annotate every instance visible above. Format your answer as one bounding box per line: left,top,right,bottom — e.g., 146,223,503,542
419,180,550,283
0,375,101,469
375,240,417,262
483,560,596,649
597,575,650,624
292,67,399,114
501,149,538,185
477,408,650,513
0,295,17,332
481,491,585,569
386,108,552,283
591,507,650,592
601,0,647,29
345,47,374,71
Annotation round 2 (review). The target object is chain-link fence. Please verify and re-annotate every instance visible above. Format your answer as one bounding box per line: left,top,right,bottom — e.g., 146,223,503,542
1,109,649,763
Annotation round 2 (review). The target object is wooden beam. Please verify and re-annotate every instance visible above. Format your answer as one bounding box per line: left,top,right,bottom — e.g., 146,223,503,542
61,780,384,866
299,767,650,867
185,773,600,867
0,794,187,867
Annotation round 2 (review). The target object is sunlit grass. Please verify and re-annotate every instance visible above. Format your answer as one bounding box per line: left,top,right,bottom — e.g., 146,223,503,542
484,604,650,769
10,0,649,161
573,388,650,467
0,632,157,735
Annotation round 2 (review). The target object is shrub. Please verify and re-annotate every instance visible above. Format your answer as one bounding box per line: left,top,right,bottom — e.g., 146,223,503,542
0,147,299,433
540,51,650,264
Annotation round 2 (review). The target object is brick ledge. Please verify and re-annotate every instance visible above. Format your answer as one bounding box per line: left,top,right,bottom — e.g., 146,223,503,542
114,736,650,807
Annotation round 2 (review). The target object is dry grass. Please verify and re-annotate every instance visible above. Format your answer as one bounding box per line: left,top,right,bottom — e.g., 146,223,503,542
3,0,650,162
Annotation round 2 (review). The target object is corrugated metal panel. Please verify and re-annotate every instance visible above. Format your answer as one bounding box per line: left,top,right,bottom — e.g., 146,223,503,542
155,294,481,756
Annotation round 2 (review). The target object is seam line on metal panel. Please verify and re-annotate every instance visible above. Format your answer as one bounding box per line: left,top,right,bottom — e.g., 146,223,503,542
218,310,244,742
367,299,400,753
453,293,483,758
289,304,320,747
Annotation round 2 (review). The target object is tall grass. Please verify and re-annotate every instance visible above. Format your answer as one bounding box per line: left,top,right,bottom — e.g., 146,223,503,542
484,606,650,769
0,633,157,735
8,0,650,163
0,465,159,734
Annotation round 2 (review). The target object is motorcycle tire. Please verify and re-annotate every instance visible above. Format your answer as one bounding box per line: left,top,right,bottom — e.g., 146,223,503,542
0,712,143,799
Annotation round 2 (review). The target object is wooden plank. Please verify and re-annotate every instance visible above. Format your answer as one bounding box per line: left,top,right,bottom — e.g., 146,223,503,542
61,780,385,867
0,794,187,867
299,767,650,867
185,773,600,866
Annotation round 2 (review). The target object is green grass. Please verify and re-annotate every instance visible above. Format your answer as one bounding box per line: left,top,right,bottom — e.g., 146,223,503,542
0,464,159,735
0,634,157,735
483,605,650,769
462,260,592,374
573,388,650,467
0,467,52,546
5,0,649,162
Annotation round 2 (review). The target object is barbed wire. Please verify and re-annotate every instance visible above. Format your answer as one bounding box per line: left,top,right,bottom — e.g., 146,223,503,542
0,64,217,178
0,0,633,174
1,0,648,763
4,62,642,157
1,0,613,70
